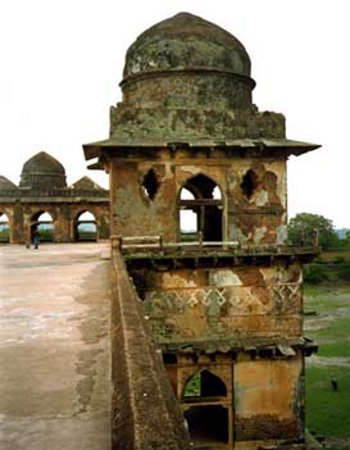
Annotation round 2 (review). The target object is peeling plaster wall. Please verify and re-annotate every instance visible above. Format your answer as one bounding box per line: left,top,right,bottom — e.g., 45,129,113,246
234,356,304,441
134,263,302,343
110,155,287,244
110,160,178,240
164,352,304,446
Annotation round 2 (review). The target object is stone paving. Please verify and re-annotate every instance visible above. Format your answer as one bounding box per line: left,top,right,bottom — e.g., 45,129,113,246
0,243,112,450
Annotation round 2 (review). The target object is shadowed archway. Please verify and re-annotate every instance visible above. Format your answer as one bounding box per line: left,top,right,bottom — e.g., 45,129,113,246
31,211,54,243
74,211,97,242
0,213,10,243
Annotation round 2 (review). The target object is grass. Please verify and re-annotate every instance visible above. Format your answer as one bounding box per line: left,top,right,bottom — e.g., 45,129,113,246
304,277,350,438
316,341,350,358
306,366,350,437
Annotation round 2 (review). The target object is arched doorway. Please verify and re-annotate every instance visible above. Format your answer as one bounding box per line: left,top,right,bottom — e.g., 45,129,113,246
75,211,97,242
31,211,54,243
0,213,10,243
179,174,223,242
182,370,229,445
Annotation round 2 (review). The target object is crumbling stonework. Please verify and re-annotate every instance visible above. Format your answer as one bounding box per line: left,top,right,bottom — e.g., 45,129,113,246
84,12,319,449
110,249,190,449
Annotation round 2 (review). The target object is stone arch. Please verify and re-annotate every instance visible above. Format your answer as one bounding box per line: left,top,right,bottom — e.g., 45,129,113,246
0,211,10,243
182,369,228,445
178,174,223,242
182,369,227,400
31,210,55,243
74,210,97,242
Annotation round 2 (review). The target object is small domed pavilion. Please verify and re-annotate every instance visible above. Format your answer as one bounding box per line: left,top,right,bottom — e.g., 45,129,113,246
0,151,109,244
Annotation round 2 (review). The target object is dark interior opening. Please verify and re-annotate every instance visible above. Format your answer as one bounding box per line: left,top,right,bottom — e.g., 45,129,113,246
162,353,178,364
184,405,228,444
241,169,258,199
142,169,159,200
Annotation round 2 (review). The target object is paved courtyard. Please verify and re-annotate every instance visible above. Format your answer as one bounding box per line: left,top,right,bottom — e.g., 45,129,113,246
0,243,112,450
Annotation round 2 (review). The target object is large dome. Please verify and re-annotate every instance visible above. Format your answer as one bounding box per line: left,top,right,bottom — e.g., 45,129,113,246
20,151,67,189
119,13,255,112
123,12,251,79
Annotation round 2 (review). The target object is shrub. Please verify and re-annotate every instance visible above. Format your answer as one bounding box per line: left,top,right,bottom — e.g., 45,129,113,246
304,264,329,284
337,262,350,281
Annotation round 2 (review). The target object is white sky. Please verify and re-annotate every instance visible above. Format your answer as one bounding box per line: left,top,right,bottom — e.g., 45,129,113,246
1,0,349,228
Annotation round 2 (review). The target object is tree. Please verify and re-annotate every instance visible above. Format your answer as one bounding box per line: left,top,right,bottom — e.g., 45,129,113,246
288,213,339,250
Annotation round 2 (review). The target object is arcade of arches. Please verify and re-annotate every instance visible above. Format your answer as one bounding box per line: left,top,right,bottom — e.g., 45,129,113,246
0,152,109,244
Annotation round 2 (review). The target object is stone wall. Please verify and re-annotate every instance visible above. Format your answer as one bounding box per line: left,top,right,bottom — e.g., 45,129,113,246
110,249,190,450
110,154,287,245
131,263,302,344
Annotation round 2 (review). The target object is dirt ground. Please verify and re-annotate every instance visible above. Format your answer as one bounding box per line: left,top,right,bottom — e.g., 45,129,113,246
0,243,112,450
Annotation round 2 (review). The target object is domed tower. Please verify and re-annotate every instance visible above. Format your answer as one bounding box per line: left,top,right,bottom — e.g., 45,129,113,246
84,13,319,449
19,151,67,189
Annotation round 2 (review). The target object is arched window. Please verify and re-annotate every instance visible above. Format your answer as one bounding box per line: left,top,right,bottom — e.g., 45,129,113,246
179,174,223,242
182,369,227,400
182,370,228,445
0,213,10,243
75,211,97,242
31,211,54,242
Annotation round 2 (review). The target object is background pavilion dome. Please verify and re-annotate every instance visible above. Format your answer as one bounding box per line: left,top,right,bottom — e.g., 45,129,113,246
123,12,251,79
20,151,67,189
0,175,17,190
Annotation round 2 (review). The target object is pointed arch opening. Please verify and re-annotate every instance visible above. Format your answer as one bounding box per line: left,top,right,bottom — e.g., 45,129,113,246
31,211,54,243
75,211,97,242
179,174,223,242
183,369,227,400
0,213,10,243
182,370,228,445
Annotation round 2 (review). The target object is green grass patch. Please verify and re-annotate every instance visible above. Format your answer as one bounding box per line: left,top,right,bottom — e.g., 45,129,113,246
304,286,350,314
313,317,350,339
316,341,350,358
305,284,350,438
306,366,350,437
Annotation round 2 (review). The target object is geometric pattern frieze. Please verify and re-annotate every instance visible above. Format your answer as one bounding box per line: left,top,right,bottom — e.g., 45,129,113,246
146,282,301,309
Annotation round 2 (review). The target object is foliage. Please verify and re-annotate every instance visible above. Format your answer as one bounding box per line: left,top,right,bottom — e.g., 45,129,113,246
0,228,10,242
303,264,329,284
337,262,350,281
183,372,201,397
288,213,340,250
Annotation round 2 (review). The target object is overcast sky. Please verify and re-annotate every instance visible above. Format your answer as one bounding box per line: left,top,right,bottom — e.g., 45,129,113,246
1,0,349,227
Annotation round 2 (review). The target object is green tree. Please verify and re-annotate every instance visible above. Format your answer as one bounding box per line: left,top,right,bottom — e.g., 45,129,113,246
345,231,350,248
288,213,339,250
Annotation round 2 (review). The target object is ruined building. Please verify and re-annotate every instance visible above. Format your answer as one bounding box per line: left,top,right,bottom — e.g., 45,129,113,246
84,12,320,449
0,151,109,244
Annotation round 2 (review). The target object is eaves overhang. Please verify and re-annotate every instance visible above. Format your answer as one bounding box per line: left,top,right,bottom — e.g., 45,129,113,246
83,138,320,161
